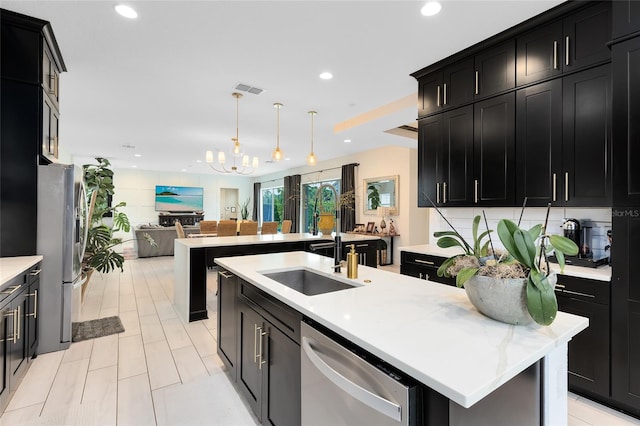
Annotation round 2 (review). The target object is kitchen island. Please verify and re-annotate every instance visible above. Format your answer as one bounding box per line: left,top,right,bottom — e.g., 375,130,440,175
216,251,588,425
173,233,380,323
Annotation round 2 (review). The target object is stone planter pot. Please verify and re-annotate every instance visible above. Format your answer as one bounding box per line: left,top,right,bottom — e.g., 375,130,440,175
463,273,557,325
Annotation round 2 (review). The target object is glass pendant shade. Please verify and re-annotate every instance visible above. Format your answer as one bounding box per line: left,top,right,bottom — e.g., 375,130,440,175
272,102,283,161
307,111,317,166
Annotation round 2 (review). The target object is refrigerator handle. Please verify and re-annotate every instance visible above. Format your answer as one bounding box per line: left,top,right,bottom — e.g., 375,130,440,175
302,336,402,422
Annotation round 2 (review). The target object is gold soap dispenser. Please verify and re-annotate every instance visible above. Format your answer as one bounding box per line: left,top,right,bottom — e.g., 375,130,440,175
347,244,358,279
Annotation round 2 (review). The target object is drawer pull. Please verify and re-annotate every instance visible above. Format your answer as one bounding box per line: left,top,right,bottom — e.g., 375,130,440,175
415,259,435,265
30,269,41,276
562,289,595,298
28,290,38,319
219,271,233,279
355,244,368,248
555,284,565,289
1,285,21,295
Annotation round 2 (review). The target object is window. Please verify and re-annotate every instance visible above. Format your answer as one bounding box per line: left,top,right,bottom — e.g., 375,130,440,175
261,186,284,226
302,179,340,233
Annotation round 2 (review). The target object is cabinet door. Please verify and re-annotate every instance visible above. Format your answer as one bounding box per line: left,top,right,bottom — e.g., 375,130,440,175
27,278,39,359
563,2,611,72
557,296,609,397
238,302,263,419
613,36,640,206
611,214,640,414
515,79,563,207
262,321,301,426
517,20,564,85
442,58,475,110
41,95,59,164
217,269,237,377
9,289,28,392
442,106,474,206
473,93,515,206
0,303,11,412
418,71,443,117
562,64,612,207
474,40,516,98
42,45,60,105
418,116,442,207
613,0,640,39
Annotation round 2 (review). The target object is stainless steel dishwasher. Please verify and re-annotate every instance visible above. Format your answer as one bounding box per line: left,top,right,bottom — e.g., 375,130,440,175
301,321,418,426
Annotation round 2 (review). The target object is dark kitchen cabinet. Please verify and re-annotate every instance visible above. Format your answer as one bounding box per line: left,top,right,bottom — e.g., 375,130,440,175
613,0,640,39
517,2,611,86
9,289,28,393
555,275,610,399
418,59,474,117
417,106,474,207
515,79,563,206
0,10,66,257
26,269,39,359
473,93,515,206
562,64,612,207
474,40,516,99
217,268,238,378
220,273,302,426
400,251,456,287
611,214,640,418
612,36,640,206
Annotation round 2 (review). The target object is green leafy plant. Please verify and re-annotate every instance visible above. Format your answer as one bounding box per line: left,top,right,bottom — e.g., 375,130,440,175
239,197,251,220
83,158,153,278
435,206,579,326
367,184,381,210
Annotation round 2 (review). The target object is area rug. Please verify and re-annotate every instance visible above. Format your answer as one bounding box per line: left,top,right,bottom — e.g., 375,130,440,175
71,316,125,342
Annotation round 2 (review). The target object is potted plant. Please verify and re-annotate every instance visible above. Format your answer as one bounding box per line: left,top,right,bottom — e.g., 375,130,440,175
435,205,579,326
238,197,251,221
367,184,381,211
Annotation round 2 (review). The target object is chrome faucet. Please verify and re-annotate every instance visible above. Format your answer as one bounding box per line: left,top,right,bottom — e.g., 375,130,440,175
309,183,342,273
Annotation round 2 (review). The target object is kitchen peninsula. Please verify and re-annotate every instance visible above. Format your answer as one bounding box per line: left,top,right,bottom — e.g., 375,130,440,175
173,233,380,323
216,251,588,425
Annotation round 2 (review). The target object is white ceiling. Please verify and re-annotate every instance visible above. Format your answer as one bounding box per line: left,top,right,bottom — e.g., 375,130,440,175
3,0,564,177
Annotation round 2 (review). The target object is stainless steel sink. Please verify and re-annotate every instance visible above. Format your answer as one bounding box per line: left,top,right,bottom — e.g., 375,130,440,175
261,268,356,296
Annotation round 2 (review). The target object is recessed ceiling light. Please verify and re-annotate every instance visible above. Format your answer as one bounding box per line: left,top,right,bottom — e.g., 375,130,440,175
319,72,333,80
134,153,141,157
285,157,291,161
181,169,187,172
421,1,442,16
115,4,138,19
344,139,351,143
196,159,202,163
132,165,137,168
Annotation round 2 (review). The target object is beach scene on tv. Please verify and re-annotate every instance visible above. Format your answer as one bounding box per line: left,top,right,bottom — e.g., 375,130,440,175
155,185,204,212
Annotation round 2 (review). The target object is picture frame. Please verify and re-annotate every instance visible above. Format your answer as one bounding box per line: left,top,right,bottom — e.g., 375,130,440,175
230,207,236,213
354,223,365,232
366,222,375,233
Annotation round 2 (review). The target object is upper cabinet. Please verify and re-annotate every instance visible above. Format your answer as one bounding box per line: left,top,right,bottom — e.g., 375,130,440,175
474,40,516,100
613,0,640,39
517,2,611,86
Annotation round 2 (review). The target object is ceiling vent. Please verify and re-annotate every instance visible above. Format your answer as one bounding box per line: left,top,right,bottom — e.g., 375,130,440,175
384,122,418,140
233,82,265,95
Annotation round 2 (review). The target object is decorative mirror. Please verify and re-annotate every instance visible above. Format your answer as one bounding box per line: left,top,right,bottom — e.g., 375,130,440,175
363,175,398,215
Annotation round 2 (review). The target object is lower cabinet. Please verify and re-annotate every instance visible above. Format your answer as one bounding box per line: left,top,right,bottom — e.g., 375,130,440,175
555,274,610,399
400,251,456,286
218,272,302,426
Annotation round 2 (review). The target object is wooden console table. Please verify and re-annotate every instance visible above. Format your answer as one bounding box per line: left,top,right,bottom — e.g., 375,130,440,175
347,232,398,266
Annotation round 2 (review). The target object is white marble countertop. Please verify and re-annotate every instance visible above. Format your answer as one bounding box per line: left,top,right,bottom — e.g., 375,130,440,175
176,232,380,249
1,256,43,285
399,244,612,282
215,251,588,408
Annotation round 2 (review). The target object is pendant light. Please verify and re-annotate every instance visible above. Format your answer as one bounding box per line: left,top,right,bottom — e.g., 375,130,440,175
272,102,283,161
307,111,317,166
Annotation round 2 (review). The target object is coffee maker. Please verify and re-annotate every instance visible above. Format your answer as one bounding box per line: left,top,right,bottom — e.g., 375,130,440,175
563,218,592,258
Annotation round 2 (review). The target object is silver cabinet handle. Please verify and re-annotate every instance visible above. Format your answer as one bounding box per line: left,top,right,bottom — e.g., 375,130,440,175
552,173,557,202
12,308,18,344
415,259,435,265
562,289,595,298
254,324,259,363
436,85,441,107
475,71,479,95
565,36,570,66
565,172,569,202
443,83,447,105
553,41,558,70
28,290,37,319
301,337,402,422
419,273,423,279
1,285,21,295
355,244,368,248
443,182,447,204
436,183,441,204
219,271,233,279
258,328,267,370
16,305,21,341
30,269,41,277
474,180,479,204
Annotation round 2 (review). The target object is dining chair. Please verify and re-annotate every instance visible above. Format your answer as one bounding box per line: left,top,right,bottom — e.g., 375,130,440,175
175,220,186,238
217,220,238,236
239,221,258,235
199,220,218,234
261,221,278,235
281,219,292,234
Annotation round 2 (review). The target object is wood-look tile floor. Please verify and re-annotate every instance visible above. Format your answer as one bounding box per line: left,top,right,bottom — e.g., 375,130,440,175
0,257,638,425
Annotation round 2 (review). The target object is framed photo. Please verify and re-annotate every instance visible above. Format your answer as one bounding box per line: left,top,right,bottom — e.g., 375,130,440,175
354,223,365,232
230,207,236,213
366,222,375,233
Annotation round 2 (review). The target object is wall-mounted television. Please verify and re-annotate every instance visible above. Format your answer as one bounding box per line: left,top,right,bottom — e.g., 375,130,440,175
155,185,204,212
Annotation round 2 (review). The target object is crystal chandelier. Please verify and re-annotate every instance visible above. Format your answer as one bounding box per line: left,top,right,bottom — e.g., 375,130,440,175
206,92,259,175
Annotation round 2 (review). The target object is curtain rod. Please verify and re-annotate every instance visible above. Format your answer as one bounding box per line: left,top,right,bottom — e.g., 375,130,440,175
258,163,359,184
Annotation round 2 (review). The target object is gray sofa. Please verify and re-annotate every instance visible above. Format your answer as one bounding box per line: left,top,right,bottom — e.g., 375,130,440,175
135,225,200,257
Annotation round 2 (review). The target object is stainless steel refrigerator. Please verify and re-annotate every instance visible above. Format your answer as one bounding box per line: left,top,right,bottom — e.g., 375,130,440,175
37,163,88,354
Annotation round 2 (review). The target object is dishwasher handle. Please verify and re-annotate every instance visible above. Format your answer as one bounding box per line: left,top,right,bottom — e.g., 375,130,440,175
302,336,402,422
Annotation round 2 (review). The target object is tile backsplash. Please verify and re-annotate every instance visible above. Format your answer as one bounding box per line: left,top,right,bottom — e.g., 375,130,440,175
429,207,612,261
